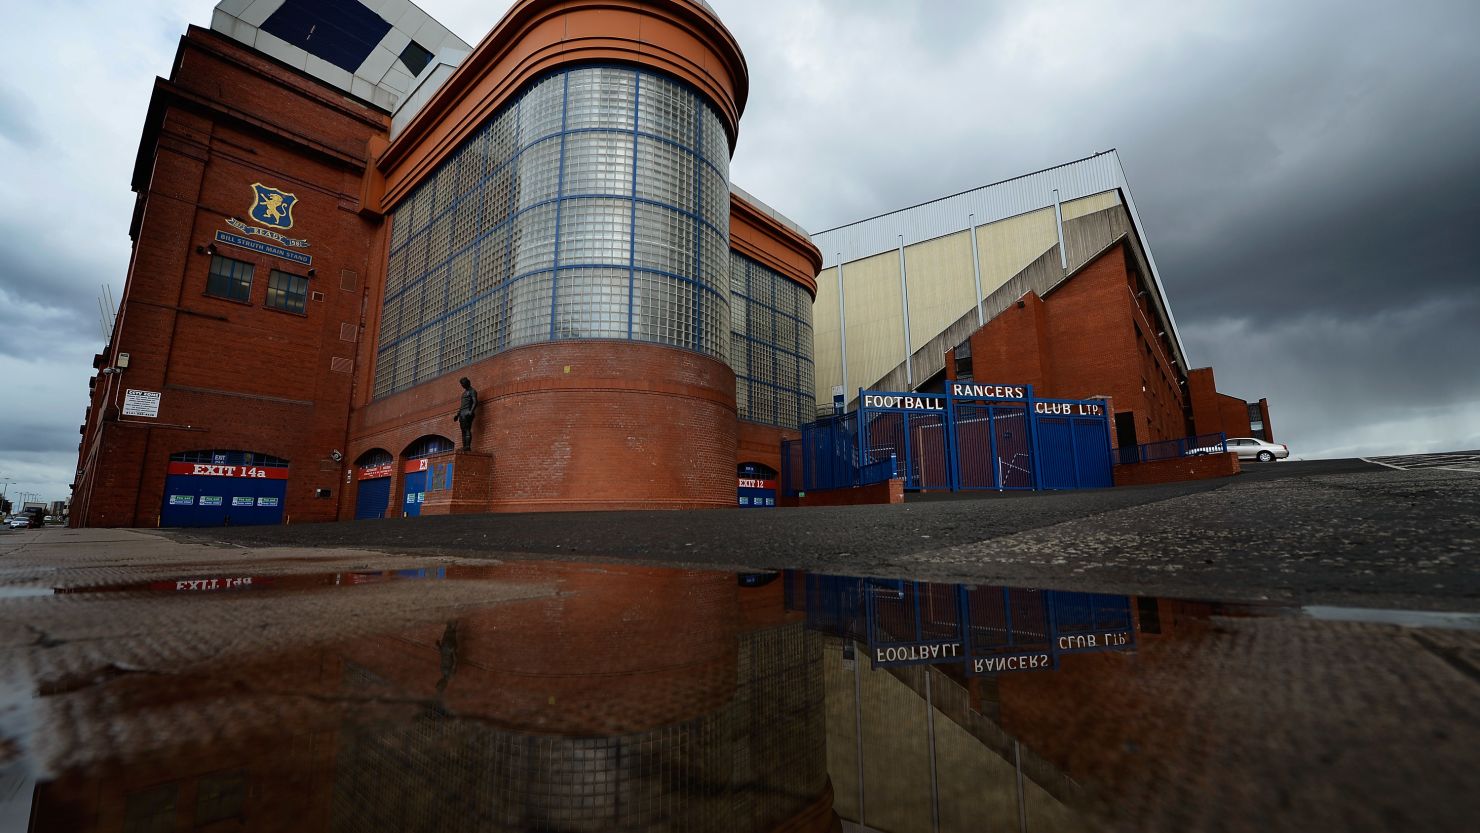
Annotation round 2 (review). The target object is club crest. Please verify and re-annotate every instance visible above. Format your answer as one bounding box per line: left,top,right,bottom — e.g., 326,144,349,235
249,183,297,229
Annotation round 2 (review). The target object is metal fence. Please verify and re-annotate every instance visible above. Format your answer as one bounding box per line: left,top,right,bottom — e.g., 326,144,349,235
786,384,1113,494
781,414,899,494
1117,432,1228,465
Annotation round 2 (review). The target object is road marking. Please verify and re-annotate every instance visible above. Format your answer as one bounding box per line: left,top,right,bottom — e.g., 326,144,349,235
1362,451,1480,472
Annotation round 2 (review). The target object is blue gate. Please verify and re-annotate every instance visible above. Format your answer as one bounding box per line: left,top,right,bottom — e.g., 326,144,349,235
949,386,1036,490
160,451,288,527
401,468,427,517
353,450,393,520
399,435,454,518
355,476,392,520
848,383,1112,492
738,463,778,508
858,391,952,490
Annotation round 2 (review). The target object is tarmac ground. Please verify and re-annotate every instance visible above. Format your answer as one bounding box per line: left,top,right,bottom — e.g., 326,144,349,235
142,457,1480,612
0,513,1477,833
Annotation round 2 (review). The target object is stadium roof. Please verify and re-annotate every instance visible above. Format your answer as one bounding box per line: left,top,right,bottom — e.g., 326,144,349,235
210,0,471,114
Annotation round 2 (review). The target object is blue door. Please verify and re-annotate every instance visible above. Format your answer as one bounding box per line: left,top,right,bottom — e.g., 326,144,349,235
355,477,392,520
160,474,286,527
401,470,427,517
1036,417,1078,489
737,482,776,508
1073,418,1114,487
738,464,777,508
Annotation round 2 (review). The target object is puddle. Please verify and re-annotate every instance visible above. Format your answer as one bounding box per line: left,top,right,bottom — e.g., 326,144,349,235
1303,605,1480,631
2,562,1477,832
0,587,54,600
48,566,456,595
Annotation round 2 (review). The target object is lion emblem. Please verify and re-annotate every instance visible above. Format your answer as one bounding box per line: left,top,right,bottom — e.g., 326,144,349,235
249,183,298,229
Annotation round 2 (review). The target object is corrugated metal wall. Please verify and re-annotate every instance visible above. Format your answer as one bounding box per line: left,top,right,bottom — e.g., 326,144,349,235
809,151,1188,405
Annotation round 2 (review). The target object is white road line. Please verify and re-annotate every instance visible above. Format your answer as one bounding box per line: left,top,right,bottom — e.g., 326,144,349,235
1361,457,1406,470
1362,451,1480,472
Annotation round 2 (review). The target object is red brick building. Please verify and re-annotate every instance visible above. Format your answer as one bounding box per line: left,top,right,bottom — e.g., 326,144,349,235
944,238,1190,450
942,237,1273,453
71,0,820,528
1187,366,1275,442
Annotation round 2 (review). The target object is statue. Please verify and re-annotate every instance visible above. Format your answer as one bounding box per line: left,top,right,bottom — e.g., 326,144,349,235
452,377,477,449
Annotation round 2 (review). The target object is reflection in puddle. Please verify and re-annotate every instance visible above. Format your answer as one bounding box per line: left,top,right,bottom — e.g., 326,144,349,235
4,563,1475,832
51,567,452,594
789,576,1140,675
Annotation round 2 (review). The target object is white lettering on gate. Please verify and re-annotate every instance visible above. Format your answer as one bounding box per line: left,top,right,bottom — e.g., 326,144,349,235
973,653,1050,673
174,577,253,591
191,464,237,477
863,394,944,412
874,642,963,663
187,464,268,478
952,383,1026,400
1058,631,1130,650
1033,402,1105,416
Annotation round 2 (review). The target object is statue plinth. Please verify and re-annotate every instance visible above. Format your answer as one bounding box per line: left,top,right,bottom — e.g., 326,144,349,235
418,450,494,516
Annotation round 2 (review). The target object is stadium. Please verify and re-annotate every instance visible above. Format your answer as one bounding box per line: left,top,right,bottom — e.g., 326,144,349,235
70,0,1269,528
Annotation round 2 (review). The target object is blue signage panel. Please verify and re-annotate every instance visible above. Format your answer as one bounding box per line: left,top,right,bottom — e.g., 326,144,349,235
214,230,312,265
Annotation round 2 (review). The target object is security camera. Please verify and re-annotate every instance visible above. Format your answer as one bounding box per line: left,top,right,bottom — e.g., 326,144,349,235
330,450,343,462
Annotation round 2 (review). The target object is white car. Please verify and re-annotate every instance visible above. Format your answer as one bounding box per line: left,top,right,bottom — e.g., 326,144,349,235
1227,437,1289,462
7,516,32,529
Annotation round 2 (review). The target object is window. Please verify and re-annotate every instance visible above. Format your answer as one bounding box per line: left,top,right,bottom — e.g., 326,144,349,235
954,339,973,378
122,784,177,833
195,771,246,825
206,255,253,302
399,40,434,76
266,270,309,314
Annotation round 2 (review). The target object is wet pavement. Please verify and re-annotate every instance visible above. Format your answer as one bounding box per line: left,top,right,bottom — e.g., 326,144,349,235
1,527,1478,832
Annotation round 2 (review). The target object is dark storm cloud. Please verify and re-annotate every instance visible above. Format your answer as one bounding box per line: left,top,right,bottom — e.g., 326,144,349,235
718,0,1480,456
0,419,83,456
0,230,115,358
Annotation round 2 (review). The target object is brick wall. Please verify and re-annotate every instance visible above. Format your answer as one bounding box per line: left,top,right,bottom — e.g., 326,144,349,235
944,240,1191,449
71,24,825,527
1187,367,1257,439
776,478,904,507
738,420,798,476
71,28,389,527
348,341,739,513
1113,452,1240,486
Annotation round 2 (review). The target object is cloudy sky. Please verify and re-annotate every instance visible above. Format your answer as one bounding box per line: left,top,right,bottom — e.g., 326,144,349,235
1,0,1477,504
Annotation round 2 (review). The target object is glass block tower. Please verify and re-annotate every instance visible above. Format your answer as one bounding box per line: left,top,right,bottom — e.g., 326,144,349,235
353,0,785,513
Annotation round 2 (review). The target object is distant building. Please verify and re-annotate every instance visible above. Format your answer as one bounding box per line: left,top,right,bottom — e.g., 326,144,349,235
1187,367,1274,442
